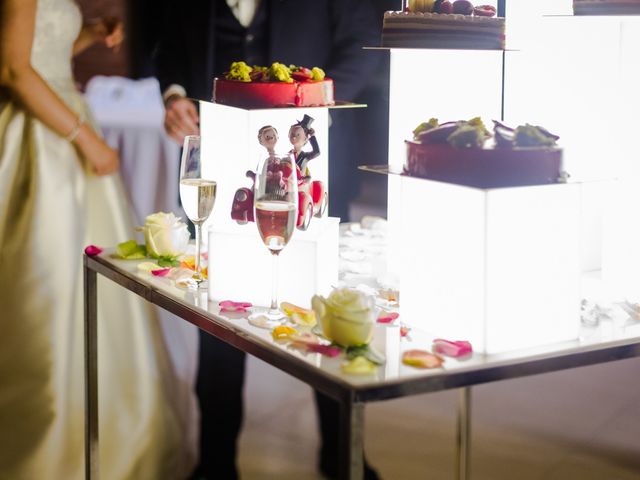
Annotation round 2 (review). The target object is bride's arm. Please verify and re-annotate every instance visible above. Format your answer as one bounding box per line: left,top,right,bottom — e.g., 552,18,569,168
0,0,118,176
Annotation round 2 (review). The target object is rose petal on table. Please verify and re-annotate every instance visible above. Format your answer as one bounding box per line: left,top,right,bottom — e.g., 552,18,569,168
180,258,196,270
137,262,159,273
432,339,473,358
400,325,411,337
151,268,172,277
289,332,320,346
377,311,399,324
341,356,377,375
402,349,444,369
220,300,253,310
248,315,272,329
84,245,103,256
305,343,342,357
280,301,316,326
271,325,298,341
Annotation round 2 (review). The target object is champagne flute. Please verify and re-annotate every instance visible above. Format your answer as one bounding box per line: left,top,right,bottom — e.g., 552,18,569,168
252,154,298,325
179,135,216,289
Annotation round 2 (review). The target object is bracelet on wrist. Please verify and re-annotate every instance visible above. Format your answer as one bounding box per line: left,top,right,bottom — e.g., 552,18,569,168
65,115,84,143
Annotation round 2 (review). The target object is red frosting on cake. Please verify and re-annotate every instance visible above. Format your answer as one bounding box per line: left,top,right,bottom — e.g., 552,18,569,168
405,141,564,189
213,78,335,109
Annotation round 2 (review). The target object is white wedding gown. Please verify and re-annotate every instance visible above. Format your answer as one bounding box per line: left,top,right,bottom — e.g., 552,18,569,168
0,0,196,478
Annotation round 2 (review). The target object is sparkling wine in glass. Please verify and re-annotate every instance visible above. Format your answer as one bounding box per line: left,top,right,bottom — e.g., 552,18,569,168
252,154,298,325
179,135,216,289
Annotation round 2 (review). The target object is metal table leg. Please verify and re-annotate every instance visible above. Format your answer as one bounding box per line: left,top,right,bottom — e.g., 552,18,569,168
339,396,364,480
456,387,472,480
84,261,99,479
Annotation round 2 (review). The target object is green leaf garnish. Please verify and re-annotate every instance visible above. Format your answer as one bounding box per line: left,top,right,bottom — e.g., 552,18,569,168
157,256,180,268
116,240,147,259
344,344,385,365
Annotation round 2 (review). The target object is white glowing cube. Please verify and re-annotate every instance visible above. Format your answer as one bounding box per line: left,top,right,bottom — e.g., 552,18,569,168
208,216,339,307
199,101,329,229
386,48,504,280
199,101,338,307
398,176,582,354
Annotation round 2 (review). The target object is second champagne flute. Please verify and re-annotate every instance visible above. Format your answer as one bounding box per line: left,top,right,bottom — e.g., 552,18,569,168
179,135,216,289
252,154,298,325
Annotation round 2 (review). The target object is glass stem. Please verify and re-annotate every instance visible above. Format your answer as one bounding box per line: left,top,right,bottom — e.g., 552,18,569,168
270,251,279,312
195,222,202,278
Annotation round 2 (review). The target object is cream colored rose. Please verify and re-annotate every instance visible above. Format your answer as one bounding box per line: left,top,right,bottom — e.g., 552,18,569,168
140,212,189,258
312,288,375,347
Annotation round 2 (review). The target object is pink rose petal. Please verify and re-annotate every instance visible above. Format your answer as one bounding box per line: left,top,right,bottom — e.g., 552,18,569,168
219,300,253,309
400,325,411,337
432,338,473,358
377,312,400,324
151,268,172,277
305,344,342,357
84,245,103,256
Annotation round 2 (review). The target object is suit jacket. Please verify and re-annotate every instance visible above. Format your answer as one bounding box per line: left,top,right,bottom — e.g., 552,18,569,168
155,0,380,102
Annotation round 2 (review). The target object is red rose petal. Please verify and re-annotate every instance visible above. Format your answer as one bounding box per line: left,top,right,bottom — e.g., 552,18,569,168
84,245,103,256
151,268,172,277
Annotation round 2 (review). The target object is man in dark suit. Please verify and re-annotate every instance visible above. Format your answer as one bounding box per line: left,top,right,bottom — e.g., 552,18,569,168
154,1,381,478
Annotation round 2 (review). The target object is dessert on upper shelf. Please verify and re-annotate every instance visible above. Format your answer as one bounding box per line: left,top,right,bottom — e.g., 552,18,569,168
404,118,565,188
212,62,335,109
382,1,505,50
573,0,640,15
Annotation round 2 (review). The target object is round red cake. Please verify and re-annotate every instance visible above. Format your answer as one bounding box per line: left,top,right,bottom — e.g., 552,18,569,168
404,119,565,188
405,141,564,189
213,78,335,109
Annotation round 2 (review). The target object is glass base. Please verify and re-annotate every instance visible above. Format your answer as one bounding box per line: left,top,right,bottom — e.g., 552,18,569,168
248,308,287,329
176,275,208,291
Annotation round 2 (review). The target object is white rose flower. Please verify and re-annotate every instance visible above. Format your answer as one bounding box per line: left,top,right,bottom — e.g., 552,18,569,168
312,288,375,347
140,212,190,259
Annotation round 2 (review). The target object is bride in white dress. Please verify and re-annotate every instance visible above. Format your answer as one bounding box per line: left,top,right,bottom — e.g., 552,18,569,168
0,0,196,478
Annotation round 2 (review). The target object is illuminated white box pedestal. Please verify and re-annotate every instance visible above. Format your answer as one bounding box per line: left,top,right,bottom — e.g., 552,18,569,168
208,217,339,307
398,177,582,354
199,101,329,228
602,178,640,302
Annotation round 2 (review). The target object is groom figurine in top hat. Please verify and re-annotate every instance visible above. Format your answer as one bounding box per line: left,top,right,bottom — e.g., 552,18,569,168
154,1,383,478
289,114,320,173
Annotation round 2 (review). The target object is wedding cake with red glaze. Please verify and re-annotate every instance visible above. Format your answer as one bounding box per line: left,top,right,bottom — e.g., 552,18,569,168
405,118,565,188
382,1,505,49
213,62,335,109
573,0,640,15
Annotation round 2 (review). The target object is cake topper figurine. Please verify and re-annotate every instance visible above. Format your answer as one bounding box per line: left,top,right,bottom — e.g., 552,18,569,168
231,119,327,229
289,114,320,173
257,125,279,155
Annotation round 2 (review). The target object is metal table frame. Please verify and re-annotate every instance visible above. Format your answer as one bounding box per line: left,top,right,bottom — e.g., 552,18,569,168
83,254,640,480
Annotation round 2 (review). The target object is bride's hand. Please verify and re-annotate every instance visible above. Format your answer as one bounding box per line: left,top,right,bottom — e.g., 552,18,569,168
74,127,120,176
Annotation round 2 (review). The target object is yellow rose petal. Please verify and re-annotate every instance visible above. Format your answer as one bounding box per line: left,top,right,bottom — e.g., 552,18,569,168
341,356,377,375
138,262,159,273
271,325,298,341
